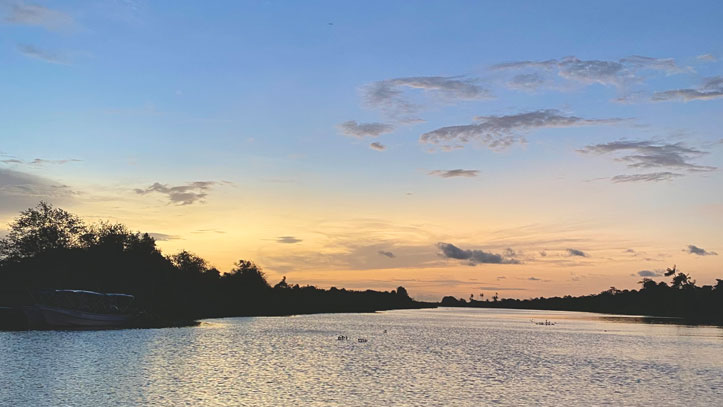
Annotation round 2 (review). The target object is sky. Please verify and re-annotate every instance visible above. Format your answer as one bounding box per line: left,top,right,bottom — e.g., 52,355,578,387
1,0,722,301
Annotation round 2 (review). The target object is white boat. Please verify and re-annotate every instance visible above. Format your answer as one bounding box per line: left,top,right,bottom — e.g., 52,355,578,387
23,289,135,329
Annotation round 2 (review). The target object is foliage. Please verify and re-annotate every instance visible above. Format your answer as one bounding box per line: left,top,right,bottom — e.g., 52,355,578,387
0,203,426,326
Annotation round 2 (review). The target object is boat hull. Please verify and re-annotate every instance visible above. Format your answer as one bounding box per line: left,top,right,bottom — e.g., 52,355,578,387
28,305,133,328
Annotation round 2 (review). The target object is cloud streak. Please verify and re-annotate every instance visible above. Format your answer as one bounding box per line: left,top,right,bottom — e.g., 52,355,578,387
686,244,717,256
16,44,67,64
610,172,683,183
652,76,723,102
492,55,686,88
134,181,216,205
338,121,393,138
428,169,479,178
363,76,489,118
437,242,520,265
566,248,588,257
580,140,715,173
421,109,620,150
4,2,74,30
277,236,302,244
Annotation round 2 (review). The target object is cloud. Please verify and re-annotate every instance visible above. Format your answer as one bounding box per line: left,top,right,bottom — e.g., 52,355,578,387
580,140,715,172
134,181,216,205
428,169,479,178
492,55,686,87
378,250,395,258
369,142,386,151
697,54,716,62
528,277,541,281
637,270,661,277
0,168,75,215
338,121,393,138
437,242,520,265
277,236,302,244
610,172,684,183
566,248,587,257
4,2,74,30
16,44,67,64
686,244,717,256
508,73,546,90
651,76,723,102
2,157,81,166
421,109,620,150
148,233,181,241
363,76,489,118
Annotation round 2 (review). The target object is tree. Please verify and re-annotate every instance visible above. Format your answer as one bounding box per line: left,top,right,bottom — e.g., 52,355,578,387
0,202,86,261
171,250,208,276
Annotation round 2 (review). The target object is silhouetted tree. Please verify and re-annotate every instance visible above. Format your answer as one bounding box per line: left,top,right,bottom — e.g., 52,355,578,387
0,202,86,261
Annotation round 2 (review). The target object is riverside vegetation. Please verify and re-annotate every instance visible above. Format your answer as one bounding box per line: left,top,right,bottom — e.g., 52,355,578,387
0,203,430,329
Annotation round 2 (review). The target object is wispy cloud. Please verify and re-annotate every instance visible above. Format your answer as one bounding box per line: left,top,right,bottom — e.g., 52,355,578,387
0,168,76,214
421,109,621,150
378,250,395,258
369,142,386,151
492,55,686,88
363,76,489,119
685,244,717,256
277,236,302,244
338,120,393,138
610,172,683,183
437,242,520,265
134,181,217,205
148,232,181,241
637,270,662,277
696,54,716,62
566,248,588,257
17,44,67,64
651,76,723,102
4,2,74,30
580,140,715,173
428,169,479,178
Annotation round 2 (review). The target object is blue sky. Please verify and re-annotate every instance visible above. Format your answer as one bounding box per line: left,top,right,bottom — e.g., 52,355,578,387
1,1,722,300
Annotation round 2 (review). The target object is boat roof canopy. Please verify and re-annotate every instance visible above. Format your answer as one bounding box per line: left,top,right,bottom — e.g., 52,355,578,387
46,289,134,299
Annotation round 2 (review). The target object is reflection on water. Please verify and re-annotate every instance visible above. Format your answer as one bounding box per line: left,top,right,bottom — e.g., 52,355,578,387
2,308,722,406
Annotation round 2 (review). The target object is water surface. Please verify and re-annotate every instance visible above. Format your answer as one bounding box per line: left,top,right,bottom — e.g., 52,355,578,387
2,308,722,406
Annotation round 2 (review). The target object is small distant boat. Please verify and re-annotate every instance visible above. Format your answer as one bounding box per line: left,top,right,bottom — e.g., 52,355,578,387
22,289,135,329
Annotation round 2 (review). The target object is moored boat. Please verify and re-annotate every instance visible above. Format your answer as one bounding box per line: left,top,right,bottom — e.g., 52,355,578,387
22,289,135,329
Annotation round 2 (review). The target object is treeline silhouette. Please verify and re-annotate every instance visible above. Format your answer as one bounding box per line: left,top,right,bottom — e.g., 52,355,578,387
0,203,430,328
441,266,723,324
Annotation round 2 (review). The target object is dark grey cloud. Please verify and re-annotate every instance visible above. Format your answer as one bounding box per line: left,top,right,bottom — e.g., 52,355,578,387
611,172,683,183
421,109,620,150
0,168,75,214
528,277,541,281
135,181,216,205
4,2,74,30
338,121,393,138
17,44,66,64
566,248,588,257
437,242,520,265
378,250,395,258
686,244,717,256
148,233,181,241
364,76,489,118
580,140,715,172
428,169,479,178
637,270,661,277
277,236,302,244
369,142,386,151
652,76,723,102
493,55,685,87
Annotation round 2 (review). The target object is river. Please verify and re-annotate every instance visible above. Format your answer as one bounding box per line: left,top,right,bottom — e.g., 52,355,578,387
1,308,722,406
